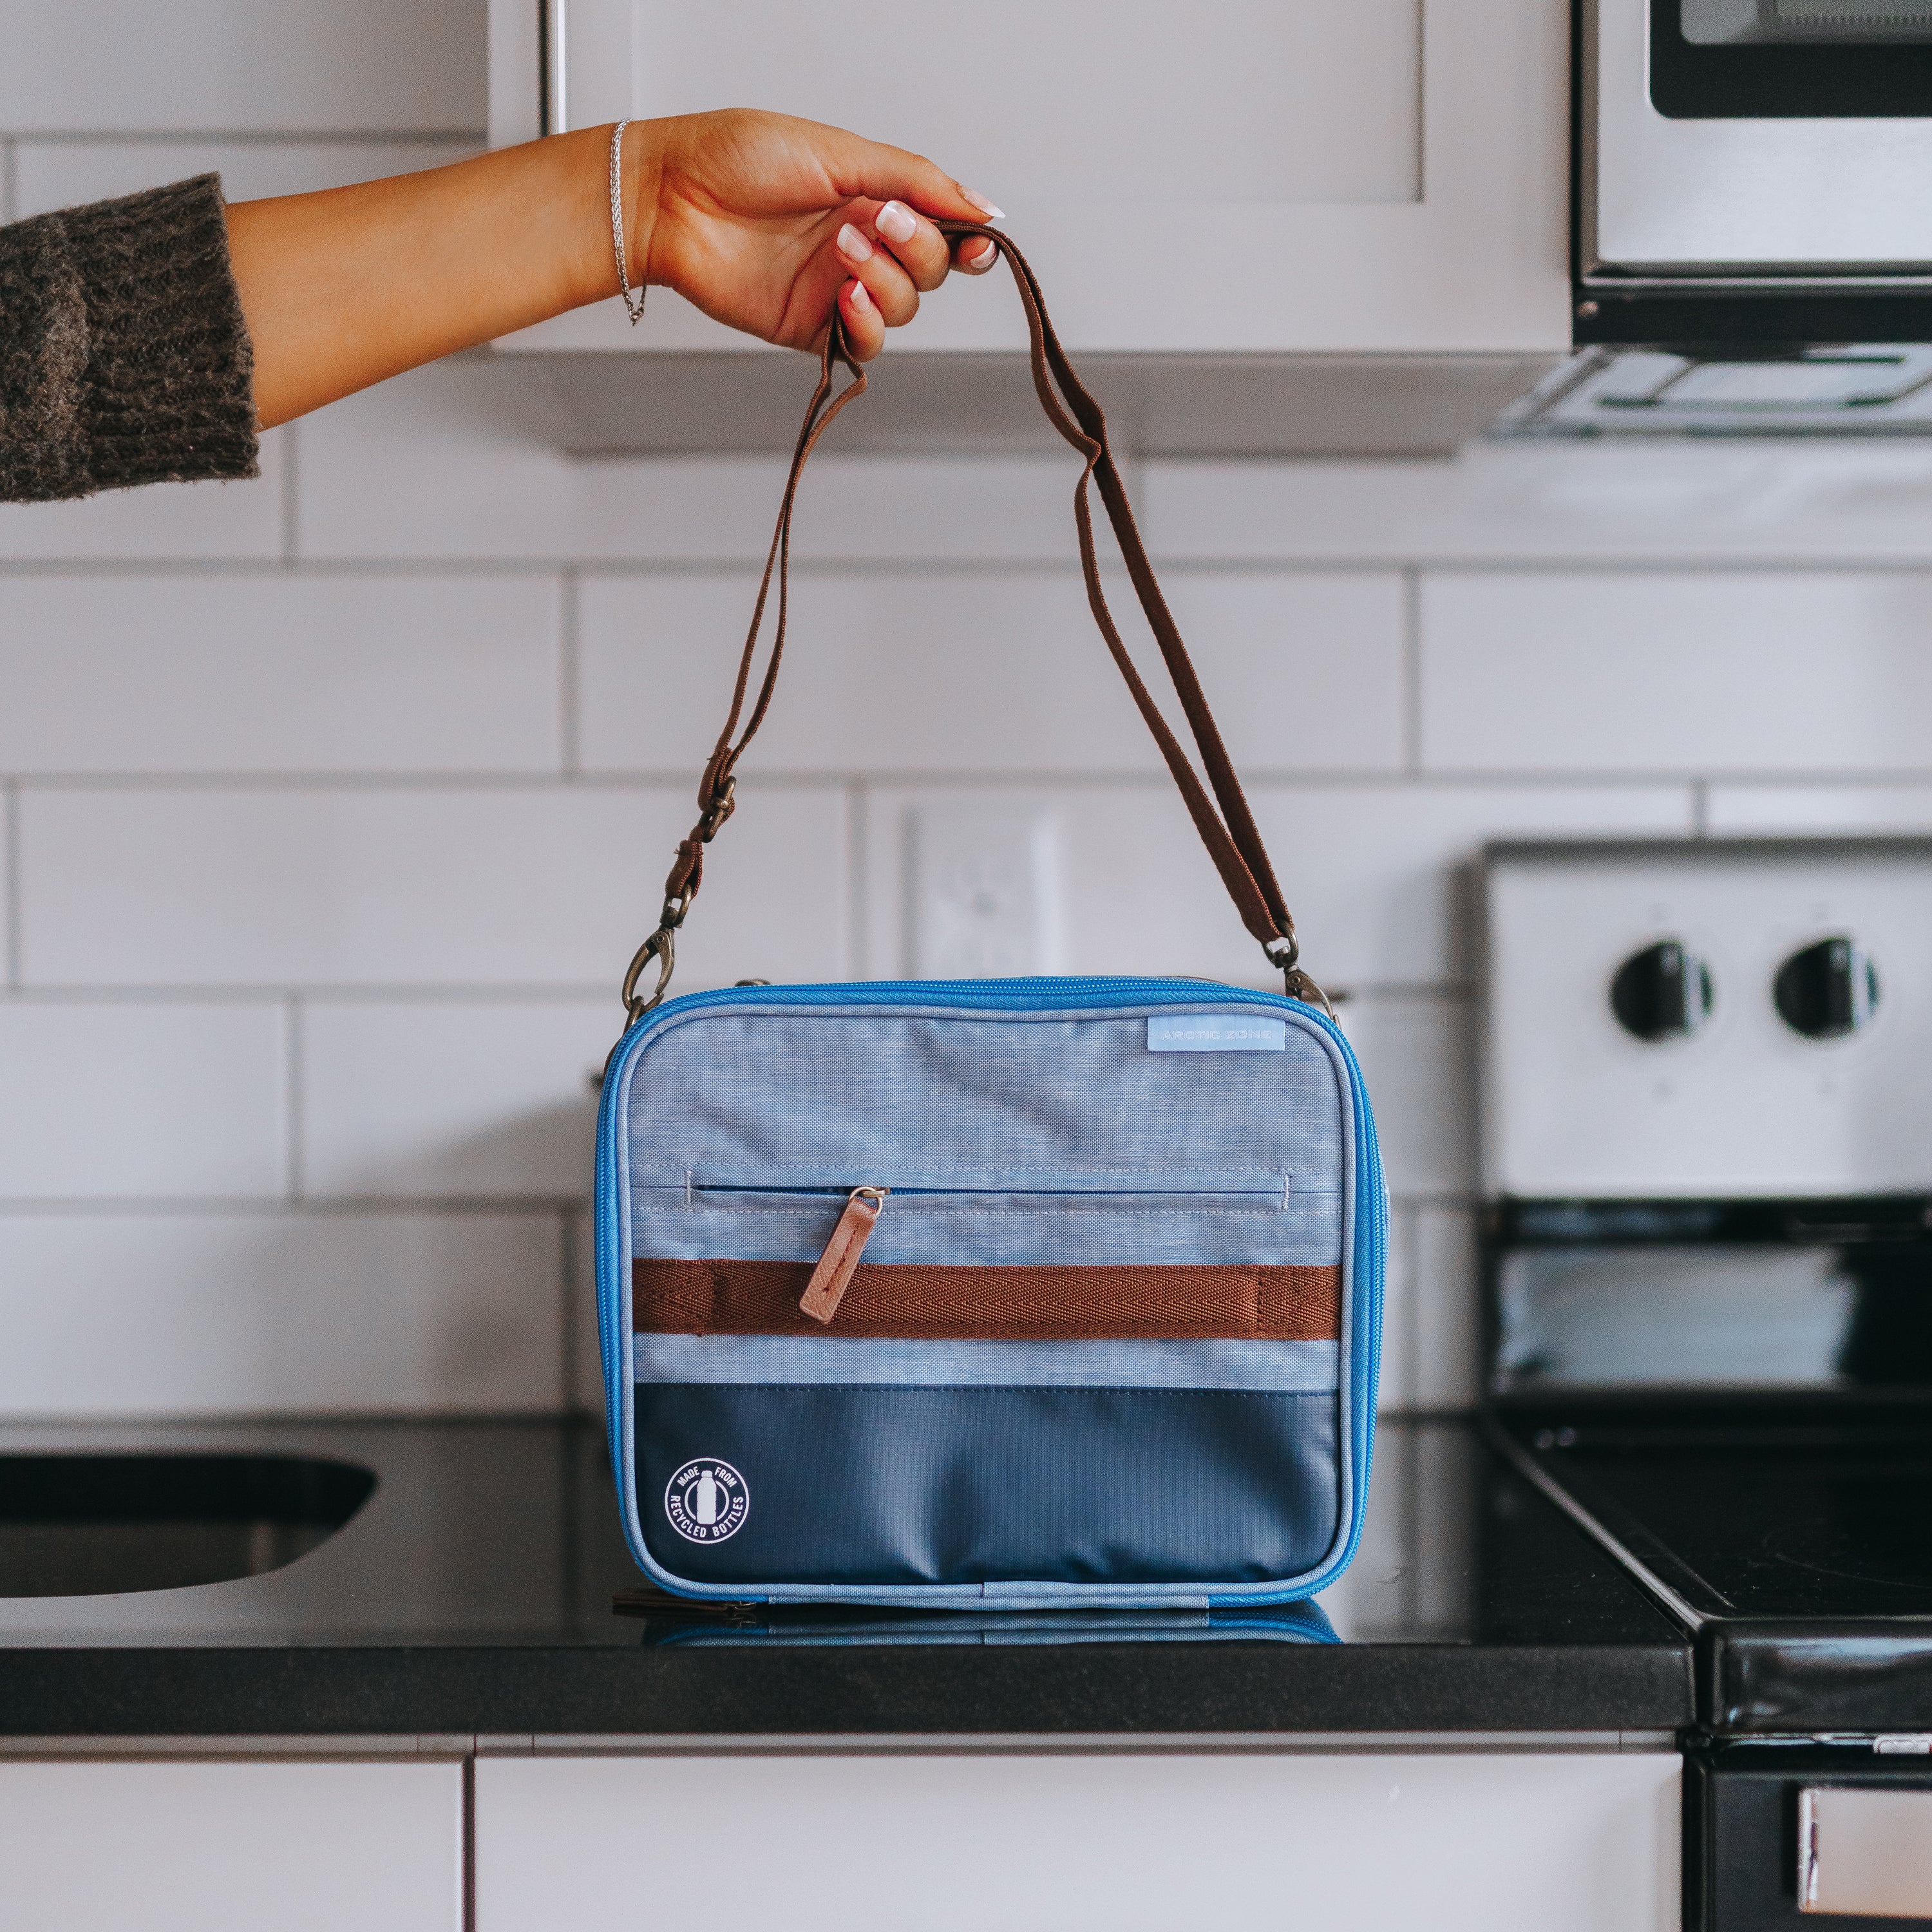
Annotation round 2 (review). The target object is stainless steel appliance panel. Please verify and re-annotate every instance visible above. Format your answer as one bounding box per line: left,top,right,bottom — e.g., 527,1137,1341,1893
1589,0,1932,274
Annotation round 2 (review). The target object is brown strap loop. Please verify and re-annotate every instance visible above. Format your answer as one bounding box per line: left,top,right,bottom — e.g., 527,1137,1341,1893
621,225,1323,1023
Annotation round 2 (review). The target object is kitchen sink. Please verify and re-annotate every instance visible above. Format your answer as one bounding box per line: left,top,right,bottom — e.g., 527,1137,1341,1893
0,1453,375,1597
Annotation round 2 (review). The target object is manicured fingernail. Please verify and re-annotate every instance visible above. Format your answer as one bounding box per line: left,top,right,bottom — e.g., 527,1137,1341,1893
875,200,917,244
836,222,873,263
846,279,873,314
960,187,1005,219
960,238,997,273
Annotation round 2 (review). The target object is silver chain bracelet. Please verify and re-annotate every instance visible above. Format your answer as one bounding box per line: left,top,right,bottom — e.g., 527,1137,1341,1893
608,118,647,325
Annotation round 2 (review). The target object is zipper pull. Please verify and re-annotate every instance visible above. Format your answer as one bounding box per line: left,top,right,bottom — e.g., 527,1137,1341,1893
799,1186,888,1325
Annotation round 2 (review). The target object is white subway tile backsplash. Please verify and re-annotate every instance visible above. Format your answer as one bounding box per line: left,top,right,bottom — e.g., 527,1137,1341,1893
301,999,611,1200
578,570,1405,777
1705,784,1932,833
1334,994,1475,1198
0,430,285,562
12,139,477,218
0,1000,286,1199
0,0,1782,1419
1421,572,1932,775
1412,1206,1481,1410
18,784,848,989
298,361,782,562
2,783,15,987
1376,1204,1416,1415
0,575,560,774
569,1206,601,1414
862,781,1690,987
1148,446,1932,566
0,0,484,133
0,1209,562,1417
788,457,1095,563
297,361,1095,564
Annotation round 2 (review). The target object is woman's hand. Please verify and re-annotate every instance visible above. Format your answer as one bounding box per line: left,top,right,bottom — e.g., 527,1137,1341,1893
623,110,1002,361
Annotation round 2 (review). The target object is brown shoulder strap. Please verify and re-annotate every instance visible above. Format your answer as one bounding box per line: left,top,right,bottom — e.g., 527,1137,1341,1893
620,225,1326,1023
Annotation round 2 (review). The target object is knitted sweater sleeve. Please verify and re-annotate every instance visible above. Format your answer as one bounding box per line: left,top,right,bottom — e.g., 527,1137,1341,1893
0,175,258,502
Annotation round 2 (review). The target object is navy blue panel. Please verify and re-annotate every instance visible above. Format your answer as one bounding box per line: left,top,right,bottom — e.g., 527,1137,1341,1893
636,1384,1340,1588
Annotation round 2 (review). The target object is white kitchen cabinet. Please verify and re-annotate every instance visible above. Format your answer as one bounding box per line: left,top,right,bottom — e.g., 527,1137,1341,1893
0,1758,464,1932
474,1748,1681,1932
486,0,1571,452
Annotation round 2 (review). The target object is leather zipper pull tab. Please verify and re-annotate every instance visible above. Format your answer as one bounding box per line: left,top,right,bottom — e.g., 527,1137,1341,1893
799,1186,887,1326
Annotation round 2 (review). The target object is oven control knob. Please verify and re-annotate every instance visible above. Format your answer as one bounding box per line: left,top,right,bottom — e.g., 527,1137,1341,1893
1609,940,1714,1041
1774,936,1879,1040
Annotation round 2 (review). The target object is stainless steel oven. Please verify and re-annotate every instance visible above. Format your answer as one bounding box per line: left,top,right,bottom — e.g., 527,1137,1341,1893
1477,837,1932,1926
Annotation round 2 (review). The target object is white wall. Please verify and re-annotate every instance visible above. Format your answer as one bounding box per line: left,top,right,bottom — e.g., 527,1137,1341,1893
5,0,1931,1416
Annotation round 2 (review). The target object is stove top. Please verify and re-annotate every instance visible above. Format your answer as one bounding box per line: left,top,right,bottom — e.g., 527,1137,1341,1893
1495,1401,1932,1734
1502,1405,1932,1624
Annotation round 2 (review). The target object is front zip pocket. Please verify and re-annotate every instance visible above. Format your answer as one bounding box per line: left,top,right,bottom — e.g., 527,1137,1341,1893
632,1170,1340,1342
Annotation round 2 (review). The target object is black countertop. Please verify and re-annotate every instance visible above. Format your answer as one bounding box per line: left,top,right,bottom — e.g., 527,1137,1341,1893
0,1416,1690,1738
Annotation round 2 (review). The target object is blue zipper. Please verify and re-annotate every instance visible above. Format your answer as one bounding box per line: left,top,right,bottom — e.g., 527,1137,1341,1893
593,976,1387,1605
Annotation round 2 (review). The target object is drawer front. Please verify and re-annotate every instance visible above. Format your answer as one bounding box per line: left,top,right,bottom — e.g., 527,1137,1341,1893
476,1750,1678,1932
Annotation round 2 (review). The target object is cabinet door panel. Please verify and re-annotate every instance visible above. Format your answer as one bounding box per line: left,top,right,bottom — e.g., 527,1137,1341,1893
507,0,1569,355
625,2,1421,212
476,1750,1679,1932
0,1759,463,1932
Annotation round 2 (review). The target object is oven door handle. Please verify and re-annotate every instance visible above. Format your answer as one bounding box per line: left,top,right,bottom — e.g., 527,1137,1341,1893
1799,1785,1932,1917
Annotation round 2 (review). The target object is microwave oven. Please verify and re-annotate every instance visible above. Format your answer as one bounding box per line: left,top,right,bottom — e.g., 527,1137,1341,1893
1501,0,1932,435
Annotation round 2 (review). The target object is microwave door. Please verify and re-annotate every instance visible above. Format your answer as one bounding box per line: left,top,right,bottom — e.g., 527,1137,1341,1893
1589,0,1932,276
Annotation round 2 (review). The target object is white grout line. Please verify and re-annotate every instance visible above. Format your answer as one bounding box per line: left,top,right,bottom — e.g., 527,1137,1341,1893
0,983,654,1003
0,1197,587,1217
844,777,867,976
278,419,300,565
0,978,1475,1005
1400,566,1423,776
14,551,1932,577
558,568,580,777
10,128,489,146
284,994,305,1202
2,770,864,792
0,766,1908,794
557,1207,584,1414
0,984,612,1005
2,781,19,990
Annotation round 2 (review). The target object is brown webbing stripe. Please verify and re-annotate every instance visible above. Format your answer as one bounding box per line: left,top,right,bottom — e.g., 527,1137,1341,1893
634,1259,1340,1341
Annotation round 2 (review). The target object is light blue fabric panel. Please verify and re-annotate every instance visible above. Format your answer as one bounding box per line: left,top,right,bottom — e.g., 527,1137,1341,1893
629,1191,1341,1267
627,1007,1344,1195
633,1334,1340,1392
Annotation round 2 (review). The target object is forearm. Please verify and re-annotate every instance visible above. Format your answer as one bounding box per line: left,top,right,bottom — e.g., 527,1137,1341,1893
225,129,617,430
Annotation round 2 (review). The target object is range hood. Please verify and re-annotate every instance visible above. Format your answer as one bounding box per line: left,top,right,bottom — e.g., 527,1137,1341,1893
1500,0,1932,439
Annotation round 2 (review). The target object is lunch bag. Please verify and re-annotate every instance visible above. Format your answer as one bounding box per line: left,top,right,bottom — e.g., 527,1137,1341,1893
594,226,1385,1608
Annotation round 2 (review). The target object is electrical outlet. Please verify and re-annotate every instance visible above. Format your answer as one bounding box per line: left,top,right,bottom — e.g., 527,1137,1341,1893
909,806,1063,978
